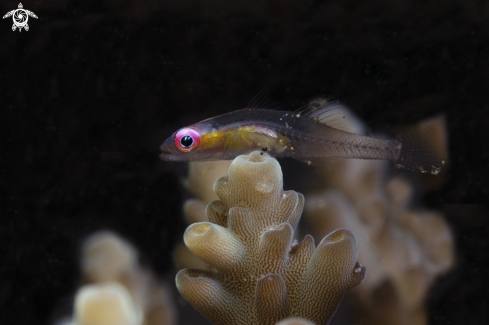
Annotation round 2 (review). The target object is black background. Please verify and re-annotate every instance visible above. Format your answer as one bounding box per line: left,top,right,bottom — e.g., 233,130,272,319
0,0,488,324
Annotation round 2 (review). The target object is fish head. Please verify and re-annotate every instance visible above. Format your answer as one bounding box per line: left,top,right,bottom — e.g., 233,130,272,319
160,124,226,162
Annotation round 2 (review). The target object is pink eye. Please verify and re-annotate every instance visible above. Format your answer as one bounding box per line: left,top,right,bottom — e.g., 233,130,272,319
174,128,201,153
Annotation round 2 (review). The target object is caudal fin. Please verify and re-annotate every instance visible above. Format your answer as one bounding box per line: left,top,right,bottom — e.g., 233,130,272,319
394,115,448,174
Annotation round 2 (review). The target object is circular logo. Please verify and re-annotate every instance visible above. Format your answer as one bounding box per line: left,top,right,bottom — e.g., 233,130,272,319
13,10,28,27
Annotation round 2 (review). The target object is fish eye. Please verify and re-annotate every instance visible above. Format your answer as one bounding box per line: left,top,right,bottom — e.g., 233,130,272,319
174,128,201,153
180,135,193,147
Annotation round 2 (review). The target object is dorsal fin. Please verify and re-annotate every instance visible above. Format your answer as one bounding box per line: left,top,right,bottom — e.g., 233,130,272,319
294,97,334,115
246,85,272,110
296,98,366,134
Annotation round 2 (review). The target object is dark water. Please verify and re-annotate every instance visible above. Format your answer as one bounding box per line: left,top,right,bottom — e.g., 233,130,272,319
0,1,487,324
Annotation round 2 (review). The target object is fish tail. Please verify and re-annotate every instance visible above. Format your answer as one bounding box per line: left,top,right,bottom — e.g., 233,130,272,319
393,115,448,174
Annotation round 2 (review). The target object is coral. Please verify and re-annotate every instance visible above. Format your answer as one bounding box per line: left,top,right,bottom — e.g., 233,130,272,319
174,160,231,269
185,160,233,206
176,151,366,325
74,282,142,325
59,231,177,325
275,317,315,325
305,132,453,325
82,231,138,284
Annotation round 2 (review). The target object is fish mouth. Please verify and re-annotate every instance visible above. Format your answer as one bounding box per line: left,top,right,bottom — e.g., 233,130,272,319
159,146,171,159
159,137,176,160
159,147,176,160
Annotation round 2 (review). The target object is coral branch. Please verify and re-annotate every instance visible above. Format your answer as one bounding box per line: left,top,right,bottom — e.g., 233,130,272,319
184,222,246,270
256,275,291,323
74,282,141,325
176,151,366,325
305,123,454,325
59,231,177,325
176,269,231,318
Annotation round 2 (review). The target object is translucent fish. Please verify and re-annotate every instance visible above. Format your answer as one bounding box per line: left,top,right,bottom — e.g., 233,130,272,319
160,101,447,174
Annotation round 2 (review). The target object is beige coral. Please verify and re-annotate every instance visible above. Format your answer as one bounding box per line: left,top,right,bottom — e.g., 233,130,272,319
174,160,232,269
185,160,233,206
61,231,177,325
74,282,142,325
182,160,233,225
176,151,366,325
275,317,315,325
305,142,453,325
82,231,138,284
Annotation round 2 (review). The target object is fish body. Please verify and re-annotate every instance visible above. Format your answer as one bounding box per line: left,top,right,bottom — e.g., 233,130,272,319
160,104,447,173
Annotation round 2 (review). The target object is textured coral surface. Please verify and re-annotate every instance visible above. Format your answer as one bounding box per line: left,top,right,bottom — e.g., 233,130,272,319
306,158,454,325
177,152,366,325
173,161,232,270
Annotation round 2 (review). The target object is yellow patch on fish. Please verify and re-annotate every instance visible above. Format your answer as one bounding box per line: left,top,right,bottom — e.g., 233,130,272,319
200,130,226,149
238,126,289,153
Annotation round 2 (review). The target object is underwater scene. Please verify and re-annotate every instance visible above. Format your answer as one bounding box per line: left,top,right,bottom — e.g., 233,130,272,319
1,1,488,324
